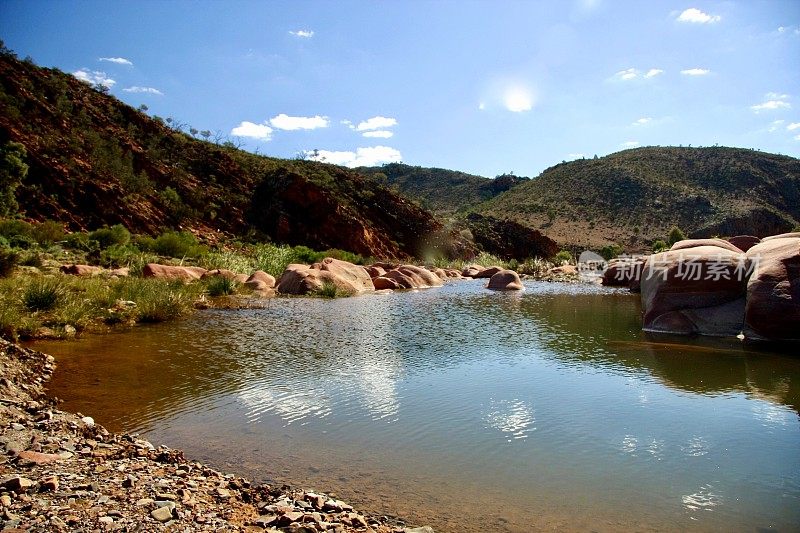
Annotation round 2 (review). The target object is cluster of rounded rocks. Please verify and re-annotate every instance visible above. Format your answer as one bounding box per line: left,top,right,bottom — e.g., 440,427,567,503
0,339,433,532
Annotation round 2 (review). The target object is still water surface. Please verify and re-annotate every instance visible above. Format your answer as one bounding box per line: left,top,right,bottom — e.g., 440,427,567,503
39,280,800,532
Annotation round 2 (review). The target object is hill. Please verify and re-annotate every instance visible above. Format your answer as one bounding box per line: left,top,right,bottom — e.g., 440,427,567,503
356,163,528,216
0,50,471,260
477,147,800,251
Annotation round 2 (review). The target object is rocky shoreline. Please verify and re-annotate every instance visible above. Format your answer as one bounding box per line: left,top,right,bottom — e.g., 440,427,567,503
0,339,432,532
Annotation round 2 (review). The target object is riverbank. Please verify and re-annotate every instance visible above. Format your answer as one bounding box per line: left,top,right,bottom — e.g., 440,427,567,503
0,338,432,532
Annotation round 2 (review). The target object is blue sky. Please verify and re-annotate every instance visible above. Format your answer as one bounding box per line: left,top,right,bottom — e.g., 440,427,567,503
1,0,799,177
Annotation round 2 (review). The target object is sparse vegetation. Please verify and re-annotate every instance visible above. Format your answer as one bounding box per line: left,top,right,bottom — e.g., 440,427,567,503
667,226,687,246
554,250,573,265
205,276,238,297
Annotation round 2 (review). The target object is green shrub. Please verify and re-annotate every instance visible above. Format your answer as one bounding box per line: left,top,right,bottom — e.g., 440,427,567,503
0,248,18,277
0,141,28,217
251,243,298,277
322,248,367,265
149,230,205,258
89,224,131,248
22,278,65,312
315,280,349,299
31,220,65,244
652,239,669,253
0,219,32,239
554,250,572,265
205,276,238,297
667,226,687,246
98,243,142,268
292,245,324,264
599,243,623,261
64,231,92,251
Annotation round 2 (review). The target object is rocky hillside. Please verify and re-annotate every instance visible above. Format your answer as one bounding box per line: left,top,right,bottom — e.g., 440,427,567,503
478,148,800,251
356,163,528,216
0,50,471,260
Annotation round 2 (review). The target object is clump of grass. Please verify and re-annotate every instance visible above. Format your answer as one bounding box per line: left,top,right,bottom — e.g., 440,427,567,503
199,249,254,274
205,276,238,297
139,230,206,259
89,224,131,248
22,277,65,312
0,248,18,277
315,280,340,298
115,278,202,323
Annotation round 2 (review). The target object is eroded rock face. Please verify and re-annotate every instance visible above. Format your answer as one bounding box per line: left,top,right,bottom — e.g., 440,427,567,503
743,236,800,341
487,270,524,291
641,244,748,336
372,276,402,290
142,264,207,281
275,264,327,295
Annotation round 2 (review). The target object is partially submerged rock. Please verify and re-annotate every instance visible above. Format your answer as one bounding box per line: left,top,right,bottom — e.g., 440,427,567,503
244,270,276,291
743,236,800,341
487,269,524,290
640,244,748,336
276,258,375,295
472,266,504,279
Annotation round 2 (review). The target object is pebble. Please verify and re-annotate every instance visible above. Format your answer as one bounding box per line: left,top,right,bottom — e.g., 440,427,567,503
151,505,173,522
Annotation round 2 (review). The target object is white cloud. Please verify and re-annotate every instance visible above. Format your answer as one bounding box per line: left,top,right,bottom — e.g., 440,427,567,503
362,130,394,138
504,87,533,112
621,141,640,148
644,68,664,78
72,69,116,88
99,57,133,66
632,117,652,126
795,134,800,141
305,146,402,167
478,102,486,110
613,68,639,81
230,121,273,141
677,8,720,24
356,116,398,131
123,86,163,95
751,93,791,112
681,68,711,76
787,122,800,131
268,113,329,130
766,92,789,100
340,119,353,128
289,30,314,38
768,119,785,132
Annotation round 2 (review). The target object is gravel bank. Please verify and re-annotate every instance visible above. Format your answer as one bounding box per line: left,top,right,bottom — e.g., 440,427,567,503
0,339,433,533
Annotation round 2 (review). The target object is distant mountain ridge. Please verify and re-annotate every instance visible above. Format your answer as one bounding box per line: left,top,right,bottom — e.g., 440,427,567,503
356,163,528,215
0,50,472,260
477,147,800,250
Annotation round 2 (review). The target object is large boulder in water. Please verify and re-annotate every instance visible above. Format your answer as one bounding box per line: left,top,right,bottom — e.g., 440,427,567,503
487,269,524,291
276,258,374,295
743,236,800,341
386,265,443,289
142,263,207,281
372,276,402,290
641,244,748,336
315,257,375,293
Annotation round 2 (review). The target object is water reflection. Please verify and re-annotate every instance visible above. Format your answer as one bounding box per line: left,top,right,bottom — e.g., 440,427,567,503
34,280,800,533
482,398,535,441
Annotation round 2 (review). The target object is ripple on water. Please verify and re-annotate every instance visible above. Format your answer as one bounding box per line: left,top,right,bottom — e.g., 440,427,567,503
483,398,535,442
682,483,723,518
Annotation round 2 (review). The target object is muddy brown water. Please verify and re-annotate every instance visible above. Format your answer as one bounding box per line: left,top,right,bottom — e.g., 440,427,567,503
36,280,800,532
